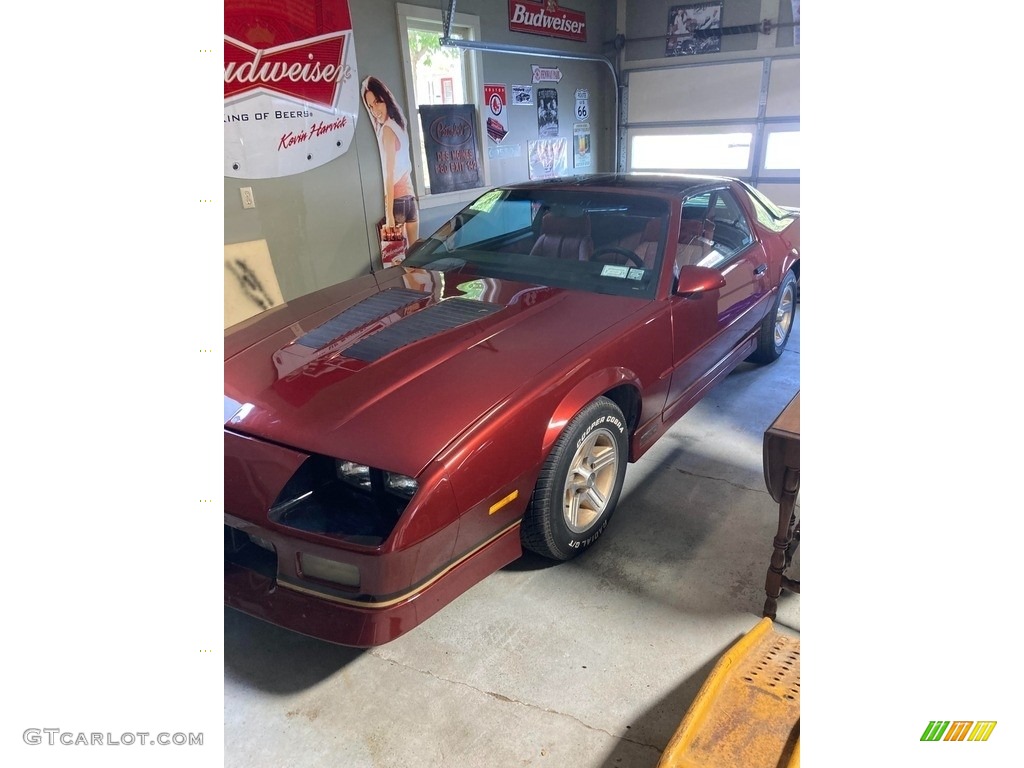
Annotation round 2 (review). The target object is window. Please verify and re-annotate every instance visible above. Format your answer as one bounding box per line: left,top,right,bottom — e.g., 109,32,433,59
407,27,466,107
709,190,754,255
677,188,753,270
764,130,799,171
405,188,669,300
631,132,753,172
397,4,488,203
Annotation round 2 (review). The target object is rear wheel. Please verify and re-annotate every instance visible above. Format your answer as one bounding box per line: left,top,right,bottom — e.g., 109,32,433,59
750,269,797,364
522,397,628,561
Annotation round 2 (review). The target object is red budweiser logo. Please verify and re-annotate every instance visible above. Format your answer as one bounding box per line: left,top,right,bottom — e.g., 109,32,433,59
508,0,586,42
224,33,347,108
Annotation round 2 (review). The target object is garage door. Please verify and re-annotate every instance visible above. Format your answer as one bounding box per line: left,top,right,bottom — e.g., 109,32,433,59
624,55,799,207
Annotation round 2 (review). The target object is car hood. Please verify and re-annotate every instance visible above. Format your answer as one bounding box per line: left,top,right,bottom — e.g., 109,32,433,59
225,266,648,476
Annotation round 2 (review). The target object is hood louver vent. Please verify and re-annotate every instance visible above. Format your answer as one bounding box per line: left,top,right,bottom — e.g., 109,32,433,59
295,288,427,350
346,298,502,362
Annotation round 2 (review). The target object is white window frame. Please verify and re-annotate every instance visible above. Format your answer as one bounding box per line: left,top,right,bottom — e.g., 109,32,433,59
396,4,491,210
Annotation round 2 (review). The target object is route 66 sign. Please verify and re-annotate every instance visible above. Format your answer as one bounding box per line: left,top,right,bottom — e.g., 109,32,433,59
575,97,589,120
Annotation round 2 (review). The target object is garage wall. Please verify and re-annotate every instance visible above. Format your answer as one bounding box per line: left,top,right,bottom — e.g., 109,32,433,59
619,0,799,206
224,0,617,308
223,0,798,314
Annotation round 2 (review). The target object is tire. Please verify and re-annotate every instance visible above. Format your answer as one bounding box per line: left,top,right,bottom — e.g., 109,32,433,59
522,397,629,561
749,269,797,364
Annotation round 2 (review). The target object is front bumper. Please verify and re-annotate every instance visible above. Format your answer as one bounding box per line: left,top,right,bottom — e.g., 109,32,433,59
224,517,523,647
224,425,529,646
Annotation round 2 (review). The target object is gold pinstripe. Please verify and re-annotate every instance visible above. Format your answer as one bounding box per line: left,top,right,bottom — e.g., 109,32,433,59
279,521,521,609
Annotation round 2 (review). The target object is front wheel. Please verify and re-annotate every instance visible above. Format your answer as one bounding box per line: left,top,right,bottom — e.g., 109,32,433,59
522,397,628,561
749,269,797,364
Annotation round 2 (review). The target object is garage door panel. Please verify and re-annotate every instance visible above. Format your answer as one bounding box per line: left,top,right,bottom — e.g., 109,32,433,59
628,62,765,123
755,183,799,208
766,58,799,117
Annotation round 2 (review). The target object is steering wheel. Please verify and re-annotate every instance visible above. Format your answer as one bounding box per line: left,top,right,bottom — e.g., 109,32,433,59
590,246,645,269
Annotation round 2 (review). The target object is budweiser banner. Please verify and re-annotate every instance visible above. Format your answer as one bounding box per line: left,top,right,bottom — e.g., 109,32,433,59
419,105,482,194
509,0,587,43
225,0,359,179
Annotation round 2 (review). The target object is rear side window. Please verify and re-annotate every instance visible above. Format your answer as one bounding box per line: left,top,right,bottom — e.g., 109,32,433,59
711,190,754,254
682,191,711,221
676,188,754,269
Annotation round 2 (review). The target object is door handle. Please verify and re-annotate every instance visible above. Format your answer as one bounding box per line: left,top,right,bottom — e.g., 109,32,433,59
754,263,767,277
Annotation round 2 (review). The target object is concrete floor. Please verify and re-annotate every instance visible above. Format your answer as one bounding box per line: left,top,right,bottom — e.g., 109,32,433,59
225,308,800,768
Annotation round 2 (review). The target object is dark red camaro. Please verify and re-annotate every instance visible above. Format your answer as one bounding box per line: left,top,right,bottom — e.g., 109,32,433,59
225,174,800,646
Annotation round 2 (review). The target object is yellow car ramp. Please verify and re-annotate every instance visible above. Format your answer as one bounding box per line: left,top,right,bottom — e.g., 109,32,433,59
657,618,800,768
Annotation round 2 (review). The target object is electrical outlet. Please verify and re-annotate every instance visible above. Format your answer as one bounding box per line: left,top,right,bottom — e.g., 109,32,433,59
240,187,255,209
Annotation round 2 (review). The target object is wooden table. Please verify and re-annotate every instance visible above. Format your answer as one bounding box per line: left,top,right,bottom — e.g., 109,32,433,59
762,392,800,620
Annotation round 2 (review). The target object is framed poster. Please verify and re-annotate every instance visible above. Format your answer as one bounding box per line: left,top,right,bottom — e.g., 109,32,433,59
666,3,722,56
419,104,482,193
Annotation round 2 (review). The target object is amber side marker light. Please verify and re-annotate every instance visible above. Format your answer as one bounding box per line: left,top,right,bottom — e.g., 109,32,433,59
489,490,519,515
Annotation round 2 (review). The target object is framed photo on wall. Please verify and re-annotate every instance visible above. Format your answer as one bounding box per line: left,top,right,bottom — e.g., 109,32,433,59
666,3,722,56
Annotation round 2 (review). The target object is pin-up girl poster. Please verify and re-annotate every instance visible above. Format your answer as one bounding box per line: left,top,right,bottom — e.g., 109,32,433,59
362,76,419,266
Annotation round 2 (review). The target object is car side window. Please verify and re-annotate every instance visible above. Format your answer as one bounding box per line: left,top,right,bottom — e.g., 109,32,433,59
710,190,754,258
675,191,720,271
675,189,754,272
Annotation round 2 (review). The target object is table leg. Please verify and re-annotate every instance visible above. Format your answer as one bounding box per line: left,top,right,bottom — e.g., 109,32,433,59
784,518,799,569
763,466,800,620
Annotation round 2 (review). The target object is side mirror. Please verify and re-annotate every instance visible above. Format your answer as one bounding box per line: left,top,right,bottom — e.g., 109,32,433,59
674,265,726,297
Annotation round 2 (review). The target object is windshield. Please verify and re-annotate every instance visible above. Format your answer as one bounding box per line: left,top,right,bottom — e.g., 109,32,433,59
403,188,670,299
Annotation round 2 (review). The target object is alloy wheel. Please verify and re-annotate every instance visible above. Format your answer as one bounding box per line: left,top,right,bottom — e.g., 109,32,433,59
562,427,619,534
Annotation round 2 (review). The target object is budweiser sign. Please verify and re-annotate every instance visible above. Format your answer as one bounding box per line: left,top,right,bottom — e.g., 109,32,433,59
507,0,589,42
224,33,348,108
224,0,359,179
508,0,587,42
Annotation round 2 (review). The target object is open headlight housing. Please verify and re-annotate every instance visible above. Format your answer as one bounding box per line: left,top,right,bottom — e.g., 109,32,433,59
384,471,419,499
336,460,372,491
267,455,419,545
336,461,418,500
